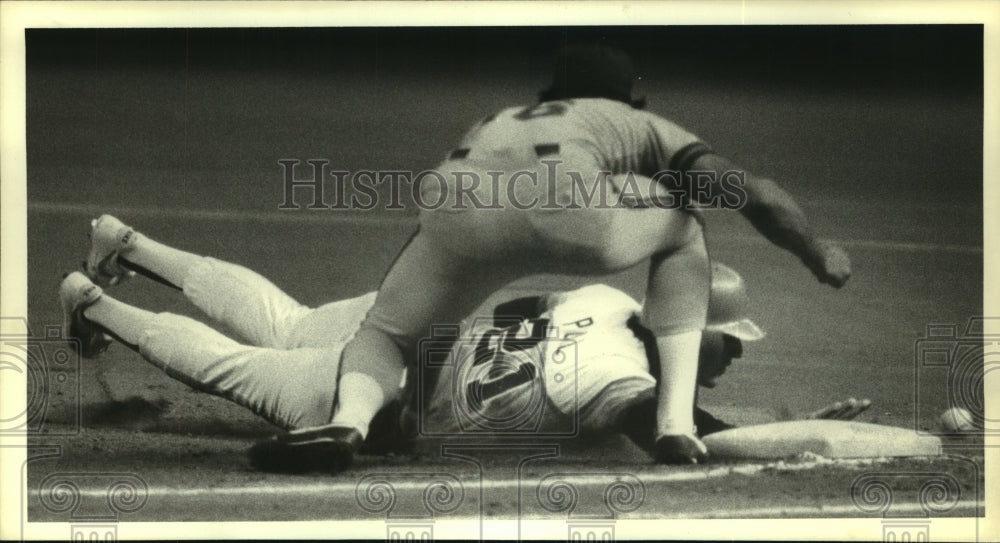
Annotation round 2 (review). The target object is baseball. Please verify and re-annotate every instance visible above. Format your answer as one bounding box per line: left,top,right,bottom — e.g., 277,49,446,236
938,407,975,433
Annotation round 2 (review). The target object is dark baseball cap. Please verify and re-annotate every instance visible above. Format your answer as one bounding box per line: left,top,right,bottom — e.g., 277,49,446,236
538,43,645,108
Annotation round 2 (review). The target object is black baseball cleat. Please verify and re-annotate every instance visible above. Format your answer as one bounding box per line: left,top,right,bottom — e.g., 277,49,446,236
248,425,363,474
653,434,709,465
694,406,736,437
358,400,416,456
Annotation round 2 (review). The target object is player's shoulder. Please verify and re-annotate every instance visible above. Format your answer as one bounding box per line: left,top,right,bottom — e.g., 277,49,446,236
489,103,538,121
570,98,648,115
500,98,631,115
486,99,648,126
568,99,675,133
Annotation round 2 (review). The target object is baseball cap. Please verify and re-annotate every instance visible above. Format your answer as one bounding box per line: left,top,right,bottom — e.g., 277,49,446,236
706,262,765,341
538,43,645,108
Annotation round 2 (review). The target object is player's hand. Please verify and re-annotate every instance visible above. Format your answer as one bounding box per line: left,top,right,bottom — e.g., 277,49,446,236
802,397,871,421
804,239,852,288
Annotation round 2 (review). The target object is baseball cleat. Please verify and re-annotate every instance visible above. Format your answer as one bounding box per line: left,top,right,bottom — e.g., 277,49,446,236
59,272,112,358
248,424,363,474
694,406,736,437
359,400,414,455
85,214,137,287
653,433,709,464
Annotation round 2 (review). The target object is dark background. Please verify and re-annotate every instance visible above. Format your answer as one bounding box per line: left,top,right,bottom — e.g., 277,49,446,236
26,25,983,210
26,25,982,88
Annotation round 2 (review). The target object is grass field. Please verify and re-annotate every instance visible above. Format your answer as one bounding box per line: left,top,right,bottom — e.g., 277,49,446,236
13,25,988,537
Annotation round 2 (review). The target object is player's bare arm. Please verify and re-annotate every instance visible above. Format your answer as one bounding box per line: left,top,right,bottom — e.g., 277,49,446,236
692,152,852,288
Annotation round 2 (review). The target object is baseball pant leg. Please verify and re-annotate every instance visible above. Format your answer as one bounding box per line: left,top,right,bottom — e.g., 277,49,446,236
183,257,313,349
138,311,339,430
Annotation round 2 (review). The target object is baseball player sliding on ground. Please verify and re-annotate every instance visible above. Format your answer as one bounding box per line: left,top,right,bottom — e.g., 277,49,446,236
262,42,851,470
60,215,866,471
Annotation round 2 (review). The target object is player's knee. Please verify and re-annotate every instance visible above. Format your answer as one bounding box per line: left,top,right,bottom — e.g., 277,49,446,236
663,212,704,249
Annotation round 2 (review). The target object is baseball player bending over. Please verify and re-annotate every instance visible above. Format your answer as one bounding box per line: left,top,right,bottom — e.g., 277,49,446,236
280,42,852,469
60,215,865,472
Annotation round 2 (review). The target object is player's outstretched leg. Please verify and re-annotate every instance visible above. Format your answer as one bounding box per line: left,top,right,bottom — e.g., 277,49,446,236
329,234,475,434
643,219,711,464
330,326,405,438
60,272,114,358
249,325,405,474
61,271,164,356
61,272,342,442
260,229,521,472
85,215,319,349
86,214,201,290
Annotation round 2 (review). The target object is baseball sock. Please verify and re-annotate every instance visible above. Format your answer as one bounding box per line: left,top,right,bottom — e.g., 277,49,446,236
119,233,202,291
654,329,702,437
329,327,406,438
82,295,155,350
329,373,384,439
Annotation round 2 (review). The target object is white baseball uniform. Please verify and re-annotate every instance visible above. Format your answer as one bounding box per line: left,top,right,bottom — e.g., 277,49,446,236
132,257,652,434
135,256,374,430
422,284,655,435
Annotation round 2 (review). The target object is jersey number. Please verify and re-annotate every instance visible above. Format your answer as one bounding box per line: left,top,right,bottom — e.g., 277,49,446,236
466,319,549,411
